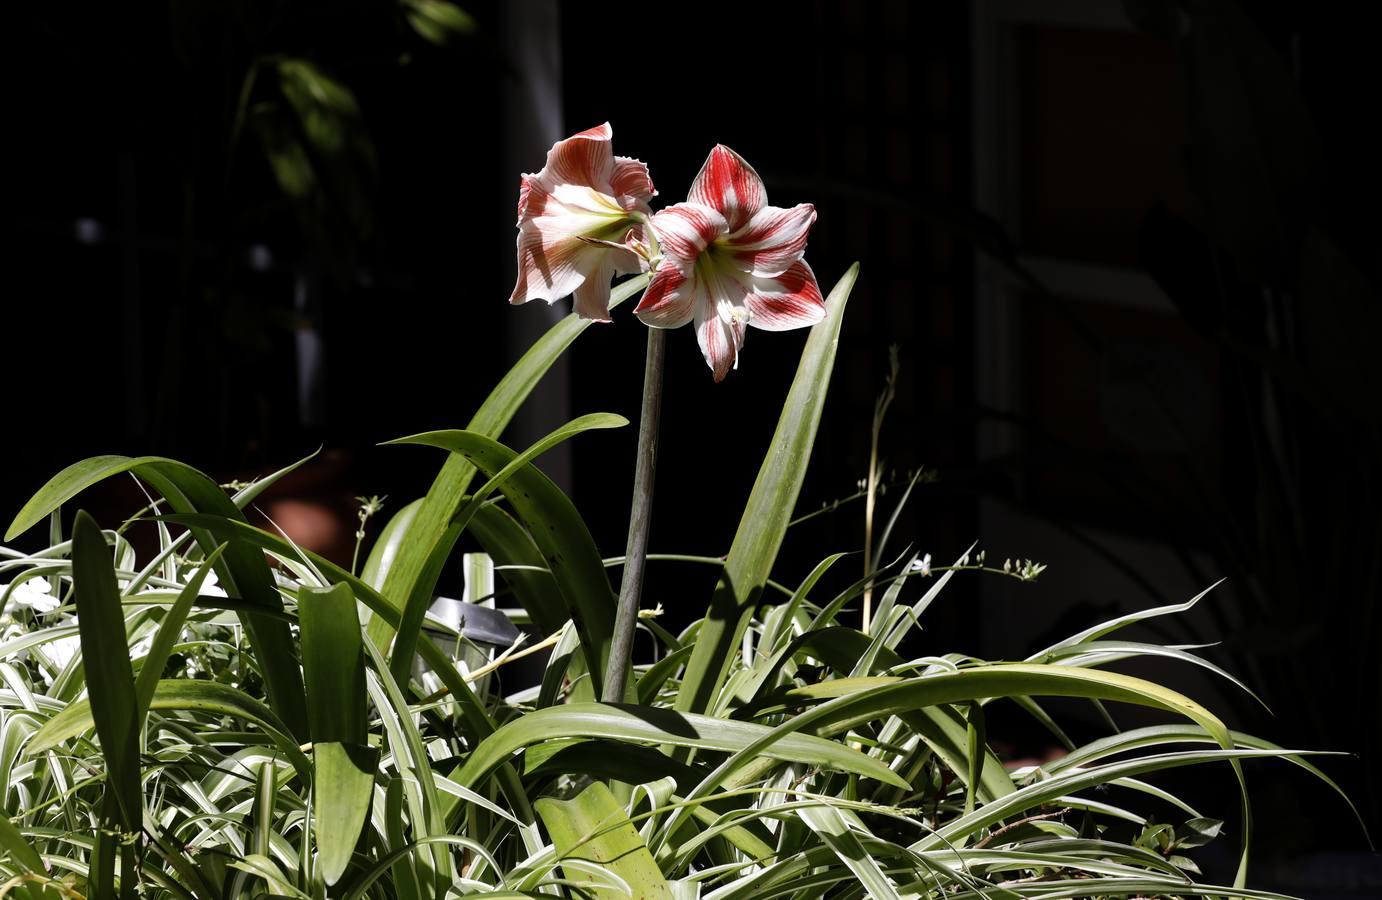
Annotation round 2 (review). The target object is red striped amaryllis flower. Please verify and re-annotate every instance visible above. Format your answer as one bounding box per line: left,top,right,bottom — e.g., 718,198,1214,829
634,145,824,381
509,123,656,321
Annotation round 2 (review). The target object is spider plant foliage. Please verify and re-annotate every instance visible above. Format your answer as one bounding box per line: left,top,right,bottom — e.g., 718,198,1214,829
0,266,1359,899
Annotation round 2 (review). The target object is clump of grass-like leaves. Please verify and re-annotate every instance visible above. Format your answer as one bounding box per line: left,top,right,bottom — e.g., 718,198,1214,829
0,267,1361,898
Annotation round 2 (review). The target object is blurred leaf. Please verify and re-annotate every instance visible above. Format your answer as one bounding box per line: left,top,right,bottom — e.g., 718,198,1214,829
254,103,316,199
402,0,476,45
70,511,141,830
278,59,359,120
676,264,858,716
535,782,672,900
253,58,376,271
0,815,45,899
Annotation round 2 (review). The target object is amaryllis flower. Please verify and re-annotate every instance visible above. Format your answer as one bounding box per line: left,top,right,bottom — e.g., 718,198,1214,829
635,145,824,381
510,123,656,321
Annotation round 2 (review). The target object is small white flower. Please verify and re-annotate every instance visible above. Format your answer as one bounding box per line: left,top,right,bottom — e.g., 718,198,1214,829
201,569,228,599
8,577,60,614
44,632,82,670
909,554,933,577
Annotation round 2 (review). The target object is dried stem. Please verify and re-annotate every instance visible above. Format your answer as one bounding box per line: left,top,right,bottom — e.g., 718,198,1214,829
862,347,899,632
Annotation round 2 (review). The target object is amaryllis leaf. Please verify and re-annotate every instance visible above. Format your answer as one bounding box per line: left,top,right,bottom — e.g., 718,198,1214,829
367,275,649,650
467,502,566,634
386,426,622,698
381,412,626,684
676,264,857,717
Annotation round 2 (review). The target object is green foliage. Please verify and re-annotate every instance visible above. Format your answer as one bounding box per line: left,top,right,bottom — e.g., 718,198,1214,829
0,267,1355,898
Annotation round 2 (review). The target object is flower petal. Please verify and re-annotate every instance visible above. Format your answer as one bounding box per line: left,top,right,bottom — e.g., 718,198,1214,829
695,299,747,383
635,262,696,328
571,253,619,322
744,259,826,331
515,175,533,224
539,122,616,191
510,226,599,305
729,203,816,277
648,203,726,264
611,156,656,209
688,145,767,232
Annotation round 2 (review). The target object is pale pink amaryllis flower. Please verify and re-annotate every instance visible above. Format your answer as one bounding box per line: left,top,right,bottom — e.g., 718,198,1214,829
510,123,656,321
634,145,824,381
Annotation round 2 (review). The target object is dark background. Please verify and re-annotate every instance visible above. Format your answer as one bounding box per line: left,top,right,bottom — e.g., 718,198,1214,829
4,0,1379,884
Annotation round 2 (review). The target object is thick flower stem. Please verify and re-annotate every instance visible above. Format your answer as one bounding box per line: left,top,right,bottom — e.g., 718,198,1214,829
602,326,666,702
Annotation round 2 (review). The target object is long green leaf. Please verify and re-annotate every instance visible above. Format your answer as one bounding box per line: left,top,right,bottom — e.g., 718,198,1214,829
142,513,542,835
298,583,367,744
360,498,422,590
662,662,1242,858
1048,723,1371,846
535,782,672,900
468,503,566,633
313,741,379,886
369,275,648,645
797,805,901,900
387,429,620,698
298,582,374,884
70,511,141,829
911,748,1309,853
677,264,857,717
783,662,1256,883
381,412,626,683
454,702,906,793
